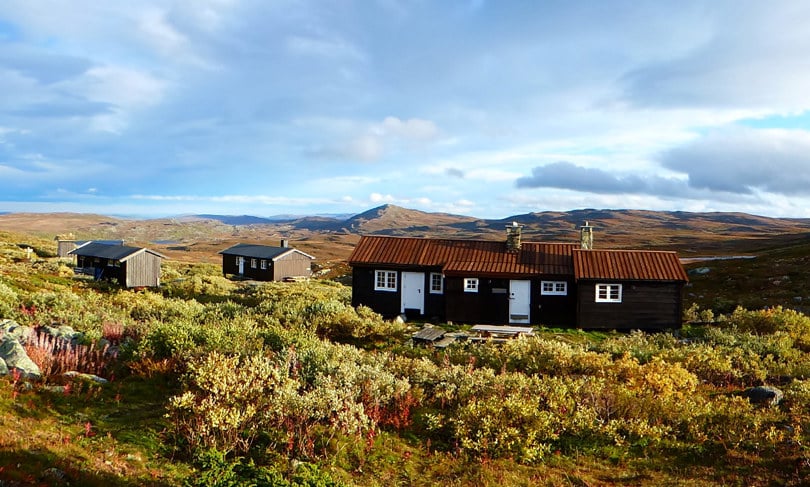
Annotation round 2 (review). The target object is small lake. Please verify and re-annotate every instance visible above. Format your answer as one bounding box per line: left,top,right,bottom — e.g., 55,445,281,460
680,255,757,264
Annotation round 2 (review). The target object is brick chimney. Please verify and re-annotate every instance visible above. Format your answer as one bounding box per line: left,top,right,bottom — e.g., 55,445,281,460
580,221,593,250
506,222,523,251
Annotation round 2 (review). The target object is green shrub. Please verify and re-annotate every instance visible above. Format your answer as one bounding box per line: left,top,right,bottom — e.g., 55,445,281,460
0,279,19,319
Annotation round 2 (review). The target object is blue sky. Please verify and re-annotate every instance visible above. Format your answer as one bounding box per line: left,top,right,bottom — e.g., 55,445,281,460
2,1,810,219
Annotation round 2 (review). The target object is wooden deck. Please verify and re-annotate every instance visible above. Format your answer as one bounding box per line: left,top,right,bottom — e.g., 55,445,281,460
469,324,534,342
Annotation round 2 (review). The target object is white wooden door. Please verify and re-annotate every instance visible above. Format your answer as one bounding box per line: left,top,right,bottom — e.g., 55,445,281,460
401,272,425,314
237,256,244,274
509,280,531,324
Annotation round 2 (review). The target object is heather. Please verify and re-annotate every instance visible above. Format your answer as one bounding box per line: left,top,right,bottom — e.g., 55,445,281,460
0,232,809,485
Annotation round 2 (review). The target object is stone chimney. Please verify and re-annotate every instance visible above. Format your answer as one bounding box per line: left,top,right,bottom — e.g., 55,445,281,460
280,239,289,248
580,221,593,250
506,222,523,251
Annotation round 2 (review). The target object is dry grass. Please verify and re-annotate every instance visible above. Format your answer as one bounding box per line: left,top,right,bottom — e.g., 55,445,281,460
23,331,118,380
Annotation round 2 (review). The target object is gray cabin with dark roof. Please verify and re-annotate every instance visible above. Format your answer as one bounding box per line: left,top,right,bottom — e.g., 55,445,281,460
55,237,125,258
69,242,165,288
219,241,314,281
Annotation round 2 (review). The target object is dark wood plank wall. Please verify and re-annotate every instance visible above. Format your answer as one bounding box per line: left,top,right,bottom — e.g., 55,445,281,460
351,266,446,319
444,276,485,324
349,256,682,328
351,266,401,316
445,276,578,326
576,281,683,330
221,255,239,276
244,257,273,281
534,277,577,327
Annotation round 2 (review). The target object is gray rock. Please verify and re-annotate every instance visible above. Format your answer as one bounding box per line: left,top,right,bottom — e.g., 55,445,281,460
0,336,41,380
1,319,32,340
688,267,711,275
41,324,81,342
63,371,108,384
0,357,7,375
44,385,69,394
794,297,803,303
394,314,407,324
744,385,783,406
40,467,68,483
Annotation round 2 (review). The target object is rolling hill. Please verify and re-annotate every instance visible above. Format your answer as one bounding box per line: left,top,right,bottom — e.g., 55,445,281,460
0,205,808,265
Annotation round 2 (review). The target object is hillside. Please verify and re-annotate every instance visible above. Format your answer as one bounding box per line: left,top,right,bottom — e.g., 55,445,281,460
0,206,808,265
2,229,810,485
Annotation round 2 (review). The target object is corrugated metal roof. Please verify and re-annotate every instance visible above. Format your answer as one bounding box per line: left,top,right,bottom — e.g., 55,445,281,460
75,240,125,246
219,243,315,260
69,242,165,261
348,236,575,277
573,249,688,282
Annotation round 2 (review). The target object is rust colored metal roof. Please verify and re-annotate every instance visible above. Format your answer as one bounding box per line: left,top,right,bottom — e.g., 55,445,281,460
348,235,575,277
573,249,688,282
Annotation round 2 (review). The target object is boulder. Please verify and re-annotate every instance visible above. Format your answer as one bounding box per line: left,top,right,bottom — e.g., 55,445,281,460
0,336,41,380
63,371,108,384
40,324,81,342
0,357,7,375
1,320,35,343
744,385,783,406
40,467,68,484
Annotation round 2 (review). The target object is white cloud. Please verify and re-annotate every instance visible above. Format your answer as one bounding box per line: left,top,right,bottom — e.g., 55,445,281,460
378,117,439,141
305,116,441,162
51,65,166,132
130,194,335,206
5,2,810,219
138,8,188,57
369,192,395,203
622,3,810,112
660,127,810,195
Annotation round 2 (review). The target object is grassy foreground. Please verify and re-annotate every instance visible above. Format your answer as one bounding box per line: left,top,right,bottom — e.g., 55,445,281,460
1,231,809,486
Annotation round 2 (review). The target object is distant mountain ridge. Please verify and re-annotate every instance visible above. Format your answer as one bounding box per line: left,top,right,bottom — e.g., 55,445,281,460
1,205,809,258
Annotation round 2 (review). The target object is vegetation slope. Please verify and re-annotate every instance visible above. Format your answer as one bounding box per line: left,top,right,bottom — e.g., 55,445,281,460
1,230,810,486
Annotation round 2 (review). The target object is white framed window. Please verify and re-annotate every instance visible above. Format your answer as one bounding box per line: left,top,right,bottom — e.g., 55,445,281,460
260,260,267,270
374,270,397,291
541,281,567,296
250,258,257,269
464,278,479,293
430,273,444,294
595,283,622,303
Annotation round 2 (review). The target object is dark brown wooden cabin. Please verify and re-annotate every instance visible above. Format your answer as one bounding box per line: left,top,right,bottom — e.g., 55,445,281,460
573,249,688,330
348,235,578,326
348,224,688,330
69,242,165,288
219,242,314,281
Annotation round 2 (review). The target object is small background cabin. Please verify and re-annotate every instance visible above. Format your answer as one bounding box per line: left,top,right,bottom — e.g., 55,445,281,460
69,242,165,288
55,235,125,258
219,241,314,281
